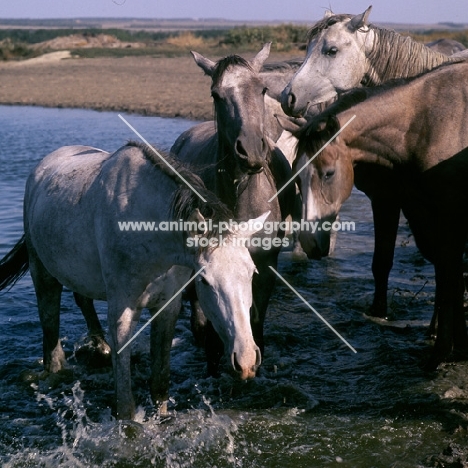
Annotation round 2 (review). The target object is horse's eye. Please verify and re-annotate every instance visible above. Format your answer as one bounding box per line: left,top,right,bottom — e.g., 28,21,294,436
211,90,221,101
200,276,209,286
323,169,336,180
262,87,268,95
326,46,338,57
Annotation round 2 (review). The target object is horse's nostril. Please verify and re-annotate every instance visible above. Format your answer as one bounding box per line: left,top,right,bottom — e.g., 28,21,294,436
255,348,262,367
233,352,243,372
236,139,248,158
288,92,297,108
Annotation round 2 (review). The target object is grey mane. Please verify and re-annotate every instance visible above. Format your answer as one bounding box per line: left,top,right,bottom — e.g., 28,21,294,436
365,27,458,85
307,14,459,86
125,141,233,242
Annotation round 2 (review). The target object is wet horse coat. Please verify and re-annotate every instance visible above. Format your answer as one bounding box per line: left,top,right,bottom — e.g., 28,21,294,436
0,142,267,420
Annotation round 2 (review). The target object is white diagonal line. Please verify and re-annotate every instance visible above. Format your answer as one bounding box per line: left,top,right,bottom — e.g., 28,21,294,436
117,266,206,354
118,114,207,202
269,266,357,353
268,114,356,202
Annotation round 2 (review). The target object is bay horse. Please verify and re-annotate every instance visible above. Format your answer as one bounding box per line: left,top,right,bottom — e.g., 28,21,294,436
0,142,268,420
287,61,468,367
279,6,467,317
171,44,295,374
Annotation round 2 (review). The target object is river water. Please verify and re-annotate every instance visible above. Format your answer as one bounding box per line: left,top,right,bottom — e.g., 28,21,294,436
0,105,467,467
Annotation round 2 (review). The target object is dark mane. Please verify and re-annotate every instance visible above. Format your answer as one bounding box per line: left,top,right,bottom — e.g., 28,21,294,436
125,141,233,244
212,54,252,86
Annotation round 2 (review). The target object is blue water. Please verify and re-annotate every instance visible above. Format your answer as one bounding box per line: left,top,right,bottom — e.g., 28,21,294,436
0,105,467,467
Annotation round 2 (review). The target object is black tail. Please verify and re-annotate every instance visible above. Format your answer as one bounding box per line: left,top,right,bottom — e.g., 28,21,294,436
0,235,29,291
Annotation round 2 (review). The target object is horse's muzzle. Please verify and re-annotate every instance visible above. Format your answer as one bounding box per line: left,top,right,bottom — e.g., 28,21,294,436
299,230,331,260
232,347,261,380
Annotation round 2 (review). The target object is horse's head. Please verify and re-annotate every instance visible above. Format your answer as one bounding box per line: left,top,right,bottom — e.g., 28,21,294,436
281,114,354,259
192,44,272,175
281,6,373,117
190,210,270,379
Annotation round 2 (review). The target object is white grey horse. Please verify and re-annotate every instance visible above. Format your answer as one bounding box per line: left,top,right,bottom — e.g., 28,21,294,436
281,6,467,116
0,142,267,420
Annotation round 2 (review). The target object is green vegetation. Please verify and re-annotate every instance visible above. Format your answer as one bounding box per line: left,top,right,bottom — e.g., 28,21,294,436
0,39,40,60
0,24,467,61
221,24,308,51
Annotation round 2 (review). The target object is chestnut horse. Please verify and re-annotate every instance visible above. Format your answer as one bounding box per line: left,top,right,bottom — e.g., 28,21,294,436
289,61,468,367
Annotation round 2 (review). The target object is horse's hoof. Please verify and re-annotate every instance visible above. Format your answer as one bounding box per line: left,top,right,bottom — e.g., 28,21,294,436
420,353,440,371
367,303,388,319
291,248,309,262
75,336,112,368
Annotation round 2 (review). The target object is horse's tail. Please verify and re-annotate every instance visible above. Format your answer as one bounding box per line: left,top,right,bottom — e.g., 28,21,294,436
0,235,29,291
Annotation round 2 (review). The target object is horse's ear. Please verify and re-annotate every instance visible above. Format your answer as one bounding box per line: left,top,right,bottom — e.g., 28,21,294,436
187,208,208,238
347,5,372,32
275,114,306,136
191,51,216,77
316,119,328,132
251,42,271,73
234,211,271,239
323,9,333,18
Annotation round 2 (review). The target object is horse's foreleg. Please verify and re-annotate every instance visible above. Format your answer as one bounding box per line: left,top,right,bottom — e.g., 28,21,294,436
291,193,308,261
147,266,187,413
28,247,65,373
185,280,208,347
107,301,141,420
250,251,278,357
73,292,111,361
149,296,181,414
369,195,401,318
430,245,468,367
205,320,224,377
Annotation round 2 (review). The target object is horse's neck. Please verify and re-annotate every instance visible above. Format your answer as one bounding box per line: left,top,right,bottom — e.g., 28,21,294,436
234,165,281,222
340,105,410,169
214,136,240,210
215,142,284,219
366,27,455,85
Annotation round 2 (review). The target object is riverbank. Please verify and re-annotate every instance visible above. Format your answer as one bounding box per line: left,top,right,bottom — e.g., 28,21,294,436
0,51,299,121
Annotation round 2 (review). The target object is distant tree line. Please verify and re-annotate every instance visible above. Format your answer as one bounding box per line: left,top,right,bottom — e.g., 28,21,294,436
1,24,467,61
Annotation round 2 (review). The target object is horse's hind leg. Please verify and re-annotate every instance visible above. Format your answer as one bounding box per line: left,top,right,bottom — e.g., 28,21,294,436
28,248,65,373
73,292,111,361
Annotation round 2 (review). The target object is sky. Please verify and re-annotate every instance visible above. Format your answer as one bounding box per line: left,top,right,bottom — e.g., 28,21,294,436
1,0,468,25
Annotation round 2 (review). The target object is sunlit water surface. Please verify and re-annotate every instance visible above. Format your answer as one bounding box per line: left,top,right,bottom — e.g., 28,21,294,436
0,106,467,467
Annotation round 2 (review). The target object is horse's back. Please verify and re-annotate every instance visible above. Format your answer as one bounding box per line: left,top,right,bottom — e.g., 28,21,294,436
26,145,110,203
24,143,187,300
171,121,218,188
171,121,216,161
24,145,112,297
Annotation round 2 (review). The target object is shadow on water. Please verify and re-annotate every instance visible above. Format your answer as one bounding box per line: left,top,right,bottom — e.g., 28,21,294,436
0,107,467,467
